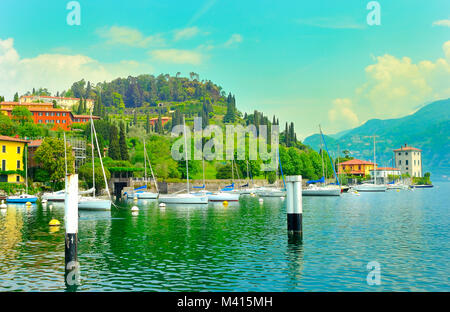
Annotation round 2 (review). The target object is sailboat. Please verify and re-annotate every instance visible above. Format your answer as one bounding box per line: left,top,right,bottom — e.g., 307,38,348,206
238,160,258,195
353,135,387,192
256,148,286,197
7,140,38,203
206,159,240,202
134,138,159,199
302,126,341,196
78,115,112,210
158,117,208,205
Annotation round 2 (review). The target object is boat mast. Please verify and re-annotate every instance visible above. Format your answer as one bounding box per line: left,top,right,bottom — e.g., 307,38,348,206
91,120,95,198
183,116,189,193
320,125,325,180
25,142,28,194
145,139,159,193
143,138,147,183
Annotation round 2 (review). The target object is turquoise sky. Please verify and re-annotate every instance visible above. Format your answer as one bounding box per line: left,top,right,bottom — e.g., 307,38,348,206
0,0,449,138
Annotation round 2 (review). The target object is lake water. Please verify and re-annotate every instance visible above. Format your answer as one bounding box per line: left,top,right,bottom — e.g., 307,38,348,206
0,183,449,292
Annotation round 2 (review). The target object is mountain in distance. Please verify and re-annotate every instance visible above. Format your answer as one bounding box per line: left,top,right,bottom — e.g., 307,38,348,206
303,98,450,179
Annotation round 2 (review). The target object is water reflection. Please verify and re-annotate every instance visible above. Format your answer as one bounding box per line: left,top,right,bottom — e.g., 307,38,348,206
0,184,449,291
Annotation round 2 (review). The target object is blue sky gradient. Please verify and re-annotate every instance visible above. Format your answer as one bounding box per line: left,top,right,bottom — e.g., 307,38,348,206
0,0,449,138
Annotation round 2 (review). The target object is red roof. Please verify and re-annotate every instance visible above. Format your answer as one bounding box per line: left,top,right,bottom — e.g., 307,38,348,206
1,101,53,106
339,159,376,166
0,135,30,143
393,146,422,152
28,139,43,147
73,115,100,119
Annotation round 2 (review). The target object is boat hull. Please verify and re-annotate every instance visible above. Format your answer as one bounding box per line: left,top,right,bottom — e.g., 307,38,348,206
302,188,341,196
137,192,159,199
353,184,387,192
256,189,286,197
6,195,38,203
207,192,240,202
410,185,434,188
158,194,208,204
78,198,112,211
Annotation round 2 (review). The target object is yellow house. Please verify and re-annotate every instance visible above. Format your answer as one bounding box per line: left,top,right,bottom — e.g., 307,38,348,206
0,135,30,183
337,159,376,177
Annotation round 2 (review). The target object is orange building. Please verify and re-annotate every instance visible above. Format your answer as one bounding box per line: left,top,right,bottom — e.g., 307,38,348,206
149,116,171,127
1,102,100,131
338,159,377,177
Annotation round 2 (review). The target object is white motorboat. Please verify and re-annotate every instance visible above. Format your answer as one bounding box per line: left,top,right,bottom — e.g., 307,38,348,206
387,183,409,190
207,191,240,202
42,190,65,202
78,197,112,211
302,184,341,196
352,183,387,192
158,193,208,204
137,191,159,199
256,187,286,197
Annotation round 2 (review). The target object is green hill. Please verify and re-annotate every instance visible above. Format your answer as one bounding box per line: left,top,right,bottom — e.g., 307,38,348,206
303,98,450,178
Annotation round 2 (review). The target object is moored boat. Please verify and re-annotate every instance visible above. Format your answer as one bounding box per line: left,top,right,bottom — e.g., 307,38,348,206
6,194,38,203
302,184,341,196
352,183,387,192
158,193,208,204
78,197,112,211
42,190,65,202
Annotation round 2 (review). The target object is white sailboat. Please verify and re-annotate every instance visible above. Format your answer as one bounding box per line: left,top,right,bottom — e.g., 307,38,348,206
136,138,159,199
302,126,341,196
158,116,208,205
353,135,387,192
7,140,38,204
42,189,65,202
78,115,112,210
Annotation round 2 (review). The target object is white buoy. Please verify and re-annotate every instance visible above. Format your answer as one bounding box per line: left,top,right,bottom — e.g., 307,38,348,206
49,204,53,209
0,200,7,209
131,206,139,211
159,203,166,207
259,198,264,204
132,211,139,216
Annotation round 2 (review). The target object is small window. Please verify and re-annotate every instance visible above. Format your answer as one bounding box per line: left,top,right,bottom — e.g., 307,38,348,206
406,152,408,156
358,165,361,170
399,160,401,165
2,145,5,153
16,175,20,182
1,160,5,171
57,120,60,123
398,152,401,156
57,113,60,116
17,160,20,169
406,167,408,170
406,160,409,165
46,112,49,116
63,120,66,124
17,146,20,154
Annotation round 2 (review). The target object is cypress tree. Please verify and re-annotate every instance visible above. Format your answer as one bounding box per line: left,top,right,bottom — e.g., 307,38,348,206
108,124,121,160
119,121,129,161
133,109,137,125
14,92,19,102
146,113,150,134
77,98,83,114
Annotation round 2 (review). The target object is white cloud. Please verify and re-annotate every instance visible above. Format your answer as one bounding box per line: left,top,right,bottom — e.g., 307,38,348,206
150,49,202,65
97,26,165,47
224,34,243,47
174,26,200,41
0,38,153,100
328,98,359,128
355,41,450,119
432,19,450,27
